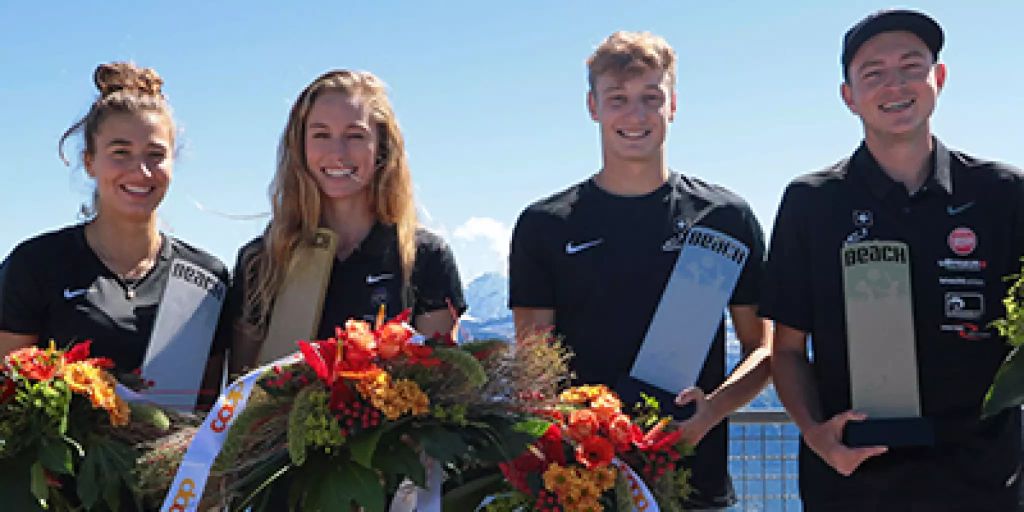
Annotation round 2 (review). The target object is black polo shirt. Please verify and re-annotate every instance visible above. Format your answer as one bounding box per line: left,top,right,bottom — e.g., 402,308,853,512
0,224,229,374
227,224,466,340
760,139,1024,509
509,171,766,508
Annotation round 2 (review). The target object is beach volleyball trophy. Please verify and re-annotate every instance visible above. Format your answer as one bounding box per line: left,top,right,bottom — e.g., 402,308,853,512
617,224,749,420
841,240,934,446
257,228,338,364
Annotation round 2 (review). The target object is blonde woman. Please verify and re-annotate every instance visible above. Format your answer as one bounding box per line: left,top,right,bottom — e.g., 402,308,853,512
226,70,465,375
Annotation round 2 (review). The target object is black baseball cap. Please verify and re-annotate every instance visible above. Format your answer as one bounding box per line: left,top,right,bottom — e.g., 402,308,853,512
841,9,944,81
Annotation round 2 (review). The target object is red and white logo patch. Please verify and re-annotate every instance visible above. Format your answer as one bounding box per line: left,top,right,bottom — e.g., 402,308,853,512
947,227,977,256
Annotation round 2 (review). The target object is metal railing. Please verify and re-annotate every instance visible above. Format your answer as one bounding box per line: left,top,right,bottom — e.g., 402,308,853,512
726,408,802,511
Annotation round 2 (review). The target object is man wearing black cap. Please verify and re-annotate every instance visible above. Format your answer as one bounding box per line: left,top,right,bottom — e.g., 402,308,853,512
761,9,1024,511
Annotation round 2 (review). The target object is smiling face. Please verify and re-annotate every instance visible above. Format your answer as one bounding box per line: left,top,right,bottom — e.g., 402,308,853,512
303,91,379,204
841,30,946,142
588,68,676,168
84,111,173,222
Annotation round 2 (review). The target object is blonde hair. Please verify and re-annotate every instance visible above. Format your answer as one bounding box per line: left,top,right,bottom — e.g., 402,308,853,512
586,31,676,91
58,62,174,218
245,70,417,330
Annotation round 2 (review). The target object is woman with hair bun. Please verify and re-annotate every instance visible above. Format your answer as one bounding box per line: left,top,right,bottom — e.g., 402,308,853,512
0,62,229,410
225,70,466,375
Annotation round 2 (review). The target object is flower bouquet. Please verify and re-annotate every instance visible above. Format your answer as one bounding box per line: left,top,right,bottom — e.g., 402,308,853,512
151,310,570,511
0,341,179,511
983,264,1024,416
486,385,693,512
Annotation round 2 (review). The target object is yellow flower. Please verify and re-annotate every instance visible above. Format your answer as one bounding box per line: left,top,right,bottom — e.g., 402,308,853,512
559,385,611,404
63,362,130,426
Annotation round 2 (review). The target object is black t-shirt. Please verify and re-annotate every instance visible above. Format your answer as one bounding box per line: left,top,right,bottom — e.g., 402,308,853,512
0,224,229,374
760,140,1024,509
226,223,467,341
509,171,766,507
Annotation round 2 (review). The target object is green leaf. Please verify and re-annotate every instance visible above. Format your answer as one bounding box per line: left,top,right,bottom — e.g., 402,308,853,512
76,434,138,511
441,472,506,511
0,449,45,511
77,445,100,508
414,424,469,466
512,417,552,438
301,459,385,512
983,344,1024,417
29,461,49,505
37,439,72,475
348,425,384,468
372,437,425,488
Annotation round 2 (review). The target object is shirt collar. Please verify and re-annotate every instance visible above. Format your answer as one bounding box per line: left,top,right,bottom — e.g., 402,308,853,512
354,222,396,257
850,137,952,199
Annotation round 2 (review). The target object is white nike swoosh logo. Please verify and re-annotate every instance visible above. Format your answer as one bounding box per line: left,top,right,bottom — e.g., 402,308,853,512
947,201,975,215
565,239,604,254
366,273,394,285
63,288,91,299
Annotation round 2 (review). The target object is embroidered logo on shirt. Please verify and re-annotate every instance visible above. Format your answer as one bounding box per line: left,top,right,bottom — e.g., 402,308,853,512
946,201,975,216
62,288,92,300
852,210,873,227
366,273,394,285
565,239,604,255
947,227,977,256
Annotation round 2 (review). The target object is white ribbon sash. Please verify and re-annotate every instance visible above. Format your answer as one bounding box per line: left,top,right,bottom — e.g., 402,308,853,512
160,352,302,512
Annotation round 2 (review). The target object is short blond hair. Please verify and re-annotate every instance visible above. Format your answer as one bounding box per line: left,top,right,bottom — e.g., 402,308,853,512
586,31,676,90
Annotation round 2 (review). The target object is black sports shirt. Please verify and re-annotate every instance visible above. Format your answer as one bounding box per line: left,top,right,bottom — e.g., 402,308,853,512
760,140,1024,509
0,224,229,373
226,223,466,341
509,171,766,508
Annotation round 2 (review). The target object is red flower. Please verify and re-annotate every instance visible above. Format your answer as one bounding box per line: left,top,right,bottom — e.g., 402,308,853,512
298,338,339,385
634,417,682,453
0,376,15,403
539,424,567,466
328,381,358,411
6,346,59,381
63,340,92,363
575,435,614,469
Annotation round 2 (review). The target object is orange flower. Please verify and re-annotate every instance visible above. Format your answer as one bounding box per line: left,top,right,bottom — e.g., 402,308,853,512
343,319,377,354
607,413,639,450
590,392,621,424
566,409,600,442
575,435,614,469
377,323,412,360
64,361,130,426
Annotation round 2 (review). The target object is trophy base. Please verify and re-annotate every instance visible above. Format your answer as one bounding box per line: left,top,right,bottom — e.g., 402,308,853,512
842,417,935,447
615,375,695,421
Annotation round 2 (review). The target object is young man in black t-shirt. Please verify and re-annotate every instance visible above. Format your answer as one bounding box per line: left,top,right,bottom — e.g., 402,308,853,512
509,31,771,510
760,10,1024,511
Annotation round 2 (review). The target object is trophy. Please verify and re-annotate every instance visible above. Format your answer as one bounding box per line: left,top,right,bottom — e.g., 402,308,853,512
257,228,338,364
617,226,749,419
841,240,934,447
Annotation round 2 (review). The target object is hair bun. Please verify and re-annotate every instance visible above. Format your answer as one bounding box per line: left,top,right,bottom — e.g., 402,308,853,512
93,62,164,98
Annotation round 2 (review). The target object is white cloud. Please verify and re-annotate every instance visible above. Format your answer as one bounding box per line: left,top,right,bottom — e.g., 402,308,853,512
453,217,512,259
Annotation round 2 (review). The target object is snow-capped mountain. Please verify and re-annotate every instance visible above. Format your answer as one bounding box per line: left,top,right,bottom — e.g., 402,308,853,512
459,272,514,341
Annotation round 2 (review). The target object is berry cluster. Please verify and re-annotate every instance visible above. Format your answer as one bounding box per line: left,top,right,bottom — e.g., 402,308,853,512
333,398,383,438
533,489,564,512
641,448,682,482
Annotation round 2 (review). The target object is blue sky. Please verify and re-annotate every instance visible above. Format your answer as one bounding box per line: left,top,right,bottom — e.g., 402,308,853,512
2,1,1021,281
